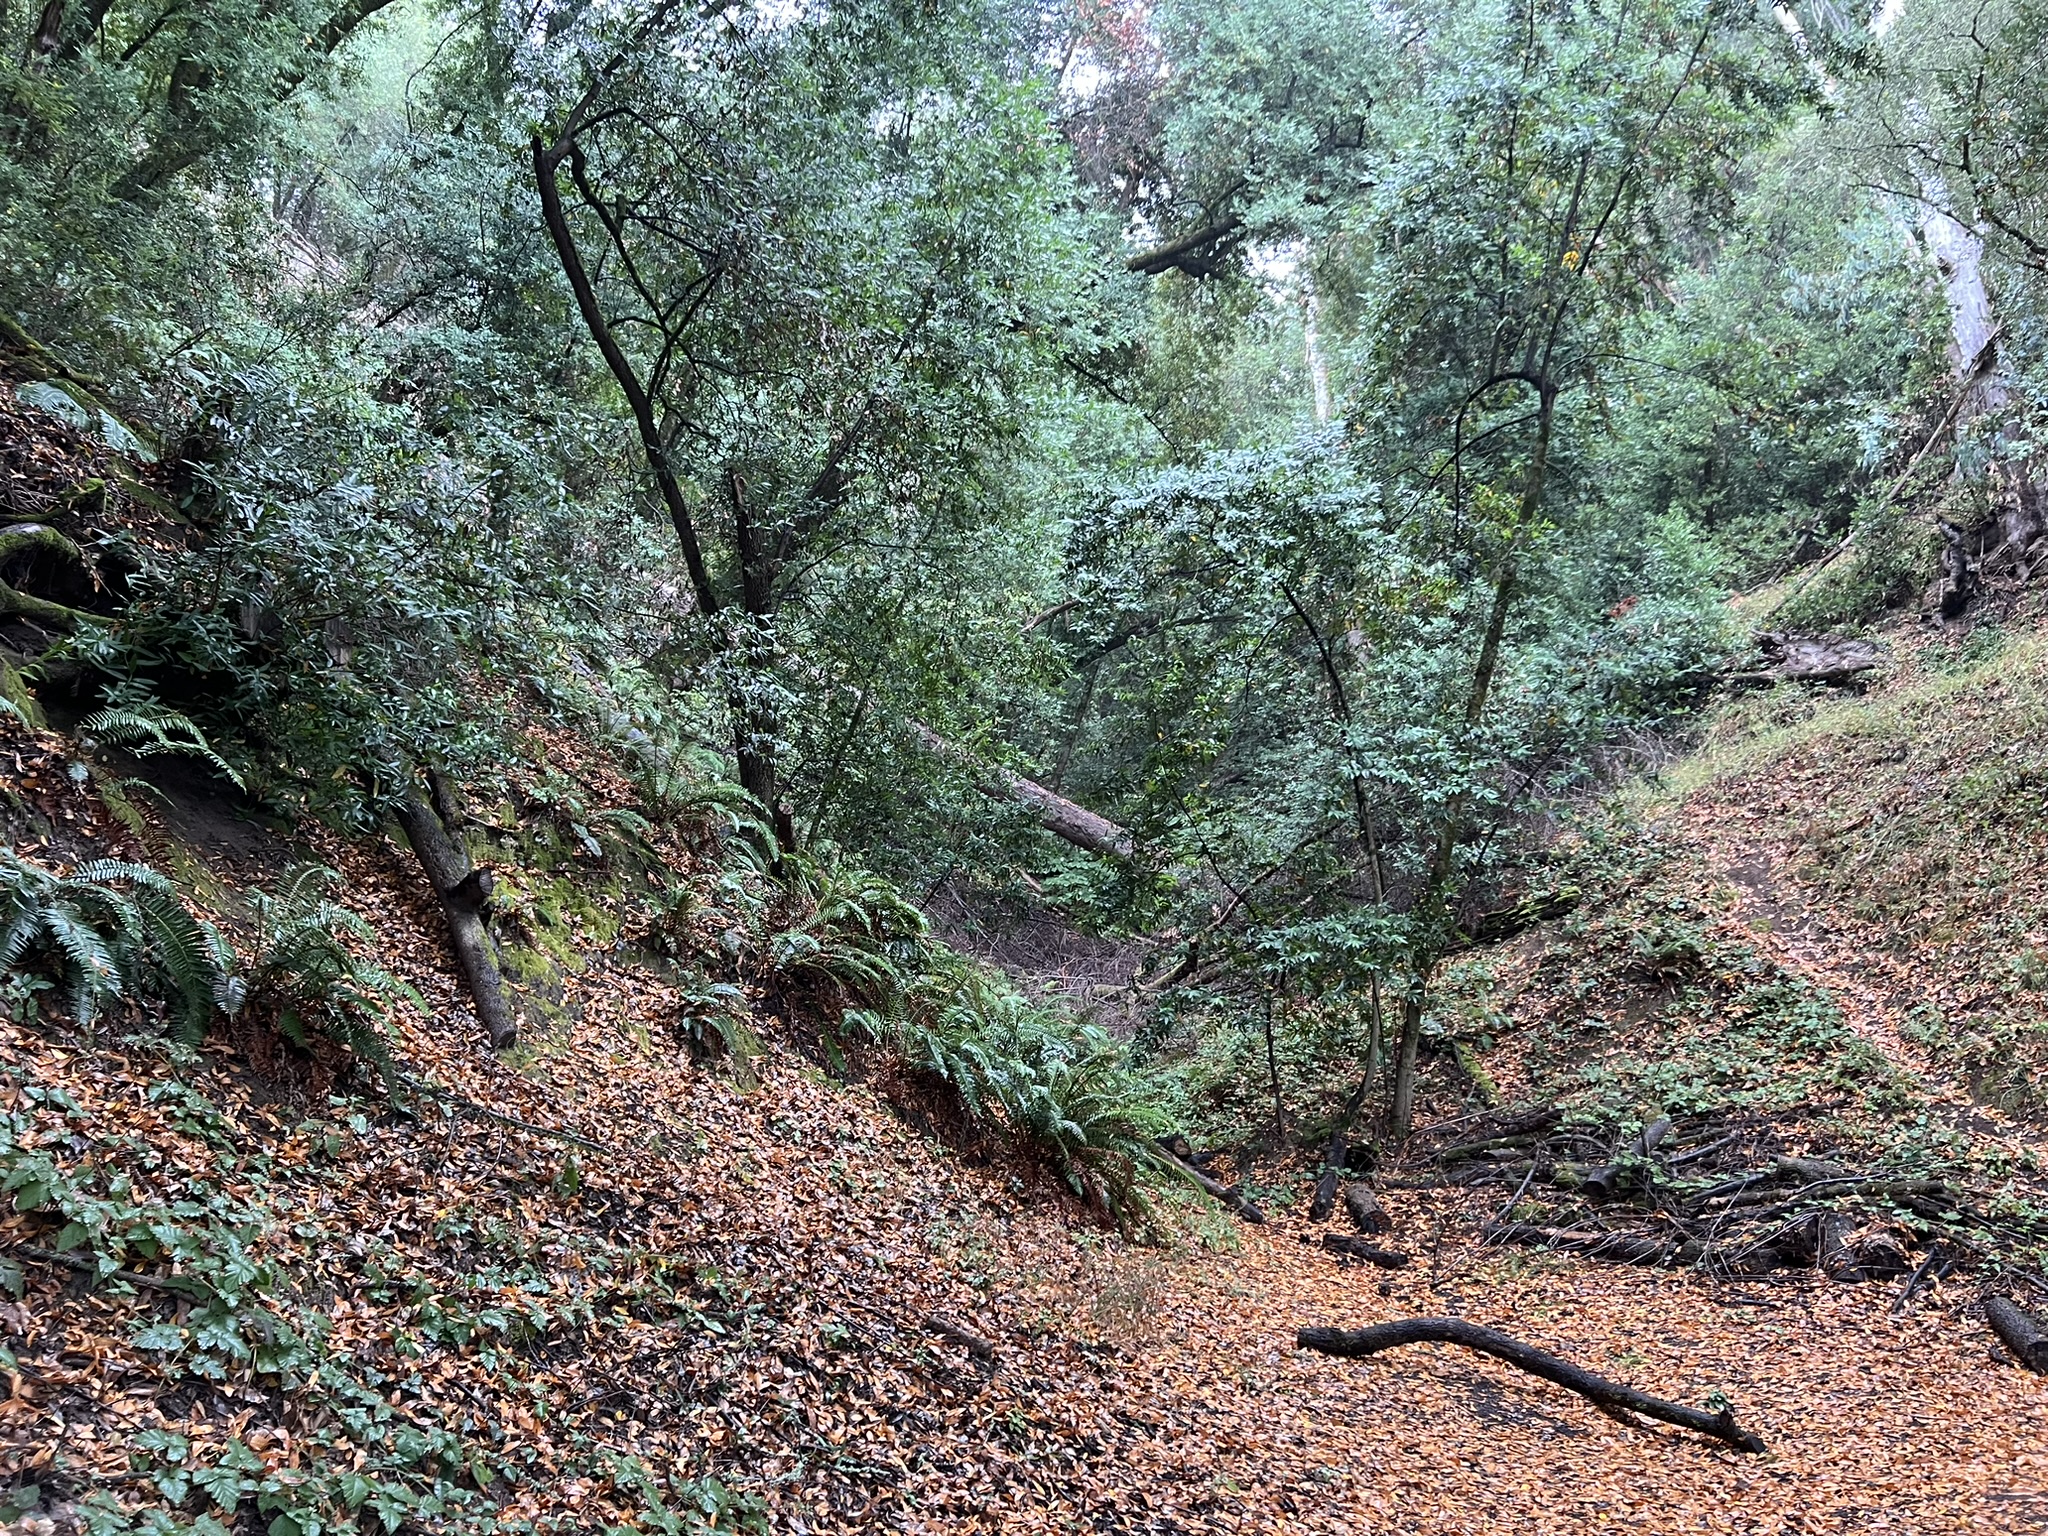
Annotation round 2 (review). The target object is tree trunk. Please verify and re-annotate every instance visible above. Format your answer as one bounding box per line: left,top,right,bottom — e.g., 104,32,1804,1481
1310,1064,1377,1222
1389,381,1555,1136
392,774,518,1049
1985,1295,2048,1373
1912,168,2048,615
909,722,1134,858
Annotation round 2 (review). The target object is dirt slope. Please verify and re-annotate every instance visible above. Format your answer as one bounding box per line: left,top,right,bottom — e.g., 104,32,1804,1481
9,627,2048,1534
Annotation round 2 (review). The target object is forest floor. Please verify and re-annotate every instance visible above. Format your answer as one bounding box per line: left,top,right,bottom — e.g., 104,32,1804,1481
8,622,2048,1535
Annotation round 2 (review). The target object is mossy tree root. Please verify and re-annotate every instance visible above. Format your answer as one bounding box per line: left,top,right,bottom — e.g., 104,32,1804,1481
0,523,92,630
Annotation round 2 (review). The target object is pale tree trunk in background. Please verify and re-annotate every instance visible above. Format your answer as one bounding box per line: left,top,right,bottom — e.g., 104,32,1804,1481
1910,165,2048,611
1840,3,2048,609
1303,270,1333,425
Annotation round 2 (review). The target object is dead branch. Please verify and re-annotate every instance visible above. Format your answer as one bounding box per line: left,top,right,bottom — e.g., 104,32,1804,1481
1320,1233,1410,1268
1160,1148,1266,1223
926,1313,995,1361
1297,1317,1766,1453
1986,1295,2048,1373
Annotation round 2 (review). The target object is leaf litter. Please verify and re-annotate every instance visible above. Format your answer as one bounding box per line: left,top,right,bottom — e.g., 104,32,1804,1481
4,659,2048,1533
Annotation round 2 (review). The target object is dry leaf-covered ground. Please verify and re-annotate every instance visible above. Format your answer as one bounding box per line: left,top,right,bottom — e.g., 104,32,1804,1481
7,628,2048,1534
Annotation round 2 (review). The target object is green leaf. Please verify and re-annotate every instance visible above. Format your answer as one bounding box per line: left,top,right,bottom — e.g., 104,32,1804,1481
193,1461,249,1511
132,1322,185,1352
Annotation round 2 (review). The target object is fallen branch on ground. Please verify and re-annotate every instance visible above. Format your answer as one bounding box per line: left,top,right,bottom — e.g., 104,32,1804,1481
1160,1149,1266,1223
1296,1317,1767,1453
1485,1220,1696,1268
1321,1233,1409,1268
1986,1295,2048,1373
926,1313,996,1361
9,1243,211,1298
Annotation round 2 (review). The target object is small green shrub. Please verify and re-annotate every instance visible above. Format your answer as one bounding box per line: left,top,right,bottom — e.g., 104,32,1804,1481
1,852,408,1072
223,864,417,1076
0,850,227,1033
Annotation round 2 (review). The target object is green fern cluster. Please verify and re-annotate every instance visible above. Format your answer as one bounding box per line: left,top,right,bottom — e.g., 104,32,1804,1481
231,865,418,1073
0,851,408,1072
0,851,229,1033
750,849,1170,1230
769,850,928,1001
81,702,245,789
885,955,1170,1232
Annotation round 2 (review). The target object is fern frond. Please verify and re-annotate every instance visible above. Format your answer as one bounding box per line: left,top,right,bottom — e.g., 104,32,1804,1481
82,705,245,790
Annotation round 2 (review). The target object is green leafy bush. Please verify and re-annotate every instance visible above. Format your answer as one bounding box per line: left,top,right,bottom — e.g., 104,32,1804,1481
0,851,227,1033
222,864,416,1075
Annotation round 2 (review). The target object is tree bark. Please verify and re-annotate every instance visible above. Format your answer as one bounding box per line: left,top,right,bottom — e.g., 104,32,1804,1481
392,775,518,1049
1320,1233,1408,1268
1297,1317,1767,1453
909,722,1133,858
1985,1295,2048,1373
0,523,90,630
1160,1148,1266,1223
1579,1116,1672,1202
1125,217,1243,277
1311,1070,1375,1222
1343,1183,1391,1235
532,135,720,618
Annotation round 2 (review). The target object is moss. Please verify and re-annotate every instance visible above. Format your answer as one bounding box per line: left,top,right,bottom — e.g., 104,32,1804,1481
0,658,44,730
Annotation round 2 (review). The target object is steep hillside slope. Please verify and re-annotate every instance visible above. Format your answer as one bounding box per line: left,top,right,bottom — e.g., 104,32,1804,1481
8,623,2048,1534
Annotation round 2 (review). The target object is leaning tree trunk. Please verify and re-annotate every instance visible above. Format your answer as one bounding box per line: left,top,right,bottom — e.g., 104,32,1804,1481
1915,177,2048,613
909,723,1134,859
392,770,518,1049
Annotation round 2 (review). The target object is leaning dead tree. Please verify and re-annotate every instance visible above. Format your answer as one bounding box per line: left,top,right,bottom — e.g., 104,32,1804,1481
390,769,517,1050
1298,1317,1767,1453
909,723,1134,859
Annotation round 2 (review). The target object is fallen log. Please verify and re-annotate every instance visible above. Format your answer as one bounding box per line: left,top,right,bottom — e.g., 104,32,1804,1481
1416,1105,1560,1143
1728,632,1887,688
1485,1221,1697,1268
1773,1155,1852,1183
1296,1317,1767,1453
0,522,93,630
1344,1184,1391,1235
1438,1131,1549,1164
1665,1131,1741,1169
1815,1213,1864,1282
392,771,518,1049
1321,1234,1409,1268
1162,1151,1265,1224
926,1313,995,1362
1984,1296,2048,1373
1580,1116,1672,1202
